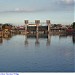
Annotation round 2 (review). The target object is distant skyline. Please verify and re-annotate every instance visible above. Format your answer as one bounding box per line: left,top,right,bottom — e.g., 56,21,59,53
0,0,75,25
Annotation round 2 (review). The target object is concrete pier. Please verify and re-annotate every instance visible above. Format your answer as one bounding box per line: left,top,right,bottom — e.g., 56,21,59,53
24,20,29,34
46,20,51,34
35,20,40,33
23,20,66,35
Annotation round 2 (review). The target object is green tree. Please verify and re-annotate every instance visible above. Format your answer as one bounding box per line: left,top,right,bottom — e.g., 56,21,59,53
72,22,75,29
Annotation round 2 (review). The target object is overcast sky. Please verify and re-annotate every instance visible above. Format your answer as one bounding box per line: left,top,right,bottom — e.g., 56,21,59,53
0,0,74,25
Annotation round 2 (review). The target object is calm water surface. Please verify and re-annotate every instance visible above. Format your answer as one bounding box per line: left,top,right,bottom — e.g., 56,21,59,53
0,34,75,72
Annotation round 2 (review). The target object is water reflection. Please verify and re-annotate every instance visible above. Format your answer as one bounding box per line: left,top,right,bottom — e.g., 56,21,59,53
0,33,74,72
72,35,75,44
0,33,75,45
59,34,67,39
25,33,51,46
59,34,75,44
3,33,12,40
0,37,3,44
35,33,40,46
25,35,28,46
46,33,51,46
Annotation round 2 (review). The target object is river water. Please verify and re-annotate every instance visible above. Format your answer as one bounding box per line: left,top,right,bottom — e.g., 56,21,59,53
0,34,75,72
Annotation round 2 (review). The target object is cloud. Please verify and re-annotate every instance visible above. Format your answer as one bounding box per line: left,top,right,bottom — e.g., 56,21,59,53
61,0,73,3
0,0,74,13
60,0,74,4
0,8,47,13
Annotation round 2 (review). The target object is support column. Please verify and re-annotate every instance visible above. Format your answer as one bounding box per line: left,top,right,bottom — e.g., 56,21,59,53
46,20,51,34
24,20,29,34
35,20,40,33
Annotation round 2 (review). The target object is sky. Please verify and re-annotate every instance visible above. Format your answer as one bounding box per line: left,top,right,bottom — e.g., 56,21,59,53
0,0,75,25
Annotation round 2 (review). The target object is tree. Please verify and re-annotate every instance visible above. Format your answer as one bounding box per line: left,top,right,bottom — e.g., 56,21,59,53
72,22,75,29
0,24,3,30
2,23,12,30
